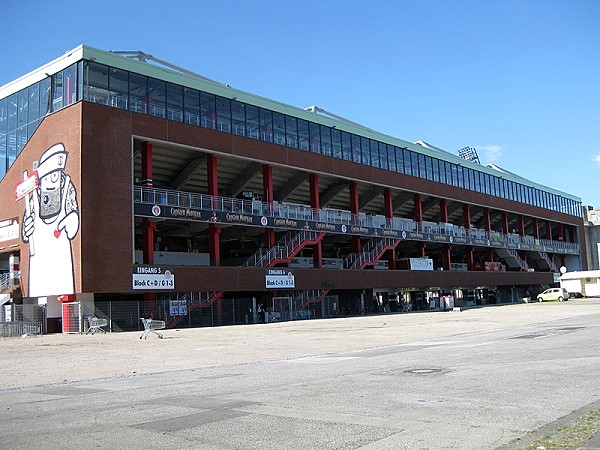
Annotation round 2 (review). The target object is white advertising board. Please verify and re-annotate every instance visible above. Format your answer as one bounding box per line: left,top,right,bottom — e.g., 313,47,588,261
409,258,434,271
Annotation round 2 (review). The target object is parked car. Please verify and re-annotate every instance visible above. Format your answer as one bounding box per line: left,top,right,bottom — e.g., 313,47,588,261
536,287,569,302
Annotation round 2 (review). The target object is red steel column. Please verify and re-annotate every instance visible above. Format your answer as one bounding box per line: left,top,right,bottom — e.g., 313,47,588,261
207,154,222,323
463,204,473,270
309,173,322,268
532,218,539,240
484,208,494,262
439,199,448,223
558,223,566,267
414,193,422,223
558,223,565,241
384,188,396,269
518,215,525,237
502,212,509,235
442,244,451,271
547,220,553,240
262,165,276,248
350,181,361,253
463,204,471,229
141,142,155,312
483,208,491,233
207,155,221,266
439,199,450,270
414,194,425,257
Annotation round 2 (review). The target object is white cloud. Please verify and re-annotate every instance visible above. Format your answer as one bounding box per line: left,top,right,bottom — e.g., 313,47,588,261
475,145,503,164
593,153,600,165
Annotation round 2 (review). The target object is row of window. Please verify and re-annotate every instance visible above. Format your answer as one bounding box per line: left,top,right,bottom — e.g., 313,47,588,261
0,59,581,217
0,63,80,178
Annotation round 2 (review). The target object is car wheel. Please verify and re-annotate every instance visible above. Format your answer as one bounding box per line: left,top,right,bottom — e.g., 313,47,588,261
558,296,564,302
537,297,543,302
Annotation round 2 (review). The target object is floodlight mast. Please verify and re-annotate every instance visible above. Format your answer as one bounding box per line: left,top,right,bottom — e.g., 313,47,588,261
458,146,481,165
110,50,225,85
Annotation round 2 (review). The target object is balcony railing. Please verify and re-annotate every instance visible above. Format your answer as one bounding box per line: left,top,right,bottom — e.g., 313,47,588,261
134,186,580,255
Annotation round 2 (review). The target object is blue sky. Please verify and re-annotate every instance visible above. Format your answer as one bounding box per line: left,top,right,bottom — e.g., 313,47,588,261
2,0,599,206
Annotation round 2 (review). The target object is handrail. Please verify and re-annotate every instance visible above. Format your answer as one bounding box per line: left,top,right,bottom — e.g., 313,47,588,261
505,248,530,271
243,230,322,267
134,186,580,254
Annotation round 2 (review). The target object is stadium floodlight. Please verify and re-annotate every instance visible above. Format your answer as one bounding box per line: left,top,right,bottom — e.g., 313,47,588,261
458,146,481,165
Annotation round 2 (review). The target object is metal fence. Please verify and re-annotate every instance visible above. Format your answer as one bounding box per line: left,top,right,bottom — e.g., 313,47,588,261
0,321,43,337
0,304,46,337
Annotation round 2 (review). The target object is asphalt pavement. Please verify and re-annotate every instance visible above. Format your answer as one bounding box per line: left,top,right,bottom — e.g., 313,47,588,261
1,299,600,449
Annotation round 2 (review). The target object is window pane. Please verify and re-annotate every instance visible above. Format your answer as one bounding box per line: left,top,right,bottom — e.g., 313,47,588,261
128,72,147,114
184,88,200,125
403,149,412,176
0,98,6,179
425,156,433,180
361,137,371,166
273,112,285,145
7,131,16,168
246,105,259,139
297,119,309,150
351,134,361,164
108,68,128,109
85,62,109,105
341,132,351,161
331,128,342,158
17,89,28,133
39,78,51,116
148,78,166,118
215,96,230,132
450,163,458,186
259,108,273,142
309,122,320,153
77,61,84,102
27,83,40,138
52,71,64,111
395,147,404,174
200,92,216,129
439,159,446,183
320,125,332,156
231,100,245,136
16,125,27,155
418,154,426,179
63,64,77,107
388,144,396,172
432,157,439,182
370,140,380,168
286,115,298,148
166,82,183,122
379,142,388,169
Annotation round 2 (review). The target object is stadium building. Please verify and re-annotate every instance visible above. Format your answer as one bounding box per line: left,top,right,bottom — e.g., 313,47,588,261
0,45,584,333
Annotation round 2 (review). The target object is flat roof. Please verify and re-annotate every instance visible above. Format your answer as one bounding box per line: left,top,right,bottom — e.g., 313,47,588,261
0,44,581,203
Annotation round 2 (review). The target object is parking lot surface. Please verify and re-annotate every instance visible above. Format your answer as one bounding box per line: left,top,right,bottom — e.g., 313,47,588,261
1,299,600,449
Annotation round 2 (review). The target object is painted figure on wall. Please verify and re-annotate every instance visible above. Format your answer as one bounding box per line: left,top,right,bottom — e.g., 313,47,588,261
21,143,79,297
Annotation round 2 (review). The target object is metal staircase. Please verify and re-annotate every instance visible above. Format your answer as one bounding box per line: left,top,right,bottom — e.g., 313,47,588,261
343,238,399,270
530,252,558,272
153,290,224,328
292,289,330,311
495,248,530,271
242,230,326,268
0,272,20,295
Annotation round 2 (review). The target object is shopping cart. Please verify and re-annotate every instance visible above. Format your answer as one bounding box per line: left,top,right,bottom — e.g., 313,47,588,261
86,317,108,334
139,318,165,339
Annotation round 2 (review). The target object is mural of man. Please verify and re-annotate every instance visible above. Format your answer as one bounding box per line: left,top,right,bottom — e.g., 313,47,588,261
21,143,79,297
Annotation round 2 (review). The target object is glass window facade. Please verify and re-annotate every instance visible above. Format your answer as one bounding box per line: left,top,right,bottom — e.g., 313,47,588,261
0,57,582,217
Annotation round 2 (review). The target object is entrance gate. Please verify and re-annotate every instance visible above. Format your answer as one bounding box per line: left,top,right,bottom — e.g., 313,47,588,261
61,302,82,333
